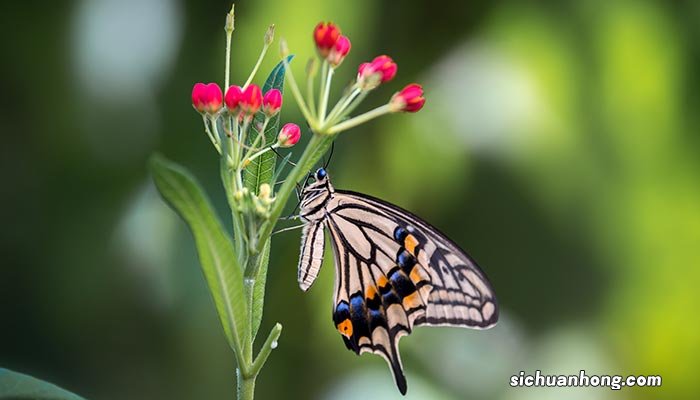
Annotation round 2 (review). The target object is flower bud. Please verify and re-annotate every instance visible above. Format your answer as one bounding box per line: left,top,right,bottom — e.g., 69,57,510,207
357,55,397,90
264,24,275,46
313,22,341,58
192,82,223,114
240,84,263,117
225,85,243,113
262,89,283,117
277,123,301,147
327,35,351,68
390,84,425,113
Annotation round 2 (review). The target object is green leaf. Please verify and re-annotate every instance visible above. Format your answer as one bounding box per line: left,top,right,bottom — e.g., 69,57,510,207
251,239,270,339
150,154,248,350
0,368,86,400
244,56,294,194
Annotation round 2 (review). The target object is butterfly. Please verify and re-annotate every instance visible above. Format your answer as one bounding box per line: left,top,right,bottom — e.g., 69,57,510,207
296,167,498,395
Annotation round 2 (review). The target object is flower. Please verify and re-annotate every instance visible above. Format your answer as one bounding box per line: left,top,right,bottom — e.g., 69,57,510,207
390,84,425,113
239,84,263,117
313,22,341,58
328,35,351,67
357,55,398,90
277,123,301,147
262,89,283,117
225,85,243,113
192,82,223,114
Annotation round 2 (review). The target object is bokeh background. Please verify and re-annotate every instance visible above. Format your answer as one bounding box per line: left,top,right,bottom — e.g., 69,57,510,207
2,0,699,399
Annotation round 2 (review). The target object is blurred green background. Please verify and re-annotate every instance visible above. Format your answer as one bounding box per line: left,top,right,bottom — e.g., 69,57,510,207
2,0,699,399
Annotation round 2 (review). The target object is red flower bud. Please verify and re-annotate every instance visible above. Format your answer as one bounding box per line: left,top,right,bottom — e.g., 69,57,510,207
357,55,397,90
277,123,301,147
262,89,283,117
390,84,425,113
327,35,351,67
192,82,223,114
239,84,263,116
313,22,341,58
225,85,243,113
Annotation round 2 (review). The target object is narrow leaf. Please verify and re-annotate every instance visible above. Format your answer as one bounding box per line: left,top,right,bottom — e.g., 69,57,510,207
244,56,294,194
0,368,86,400
150,154,248,350
251,239,270,339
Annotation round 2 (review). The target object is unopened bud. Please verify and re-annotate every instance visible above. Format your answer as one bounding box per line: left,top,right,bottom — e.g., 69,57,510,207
264,24,275,46
225,4,235,33
280,38,290,58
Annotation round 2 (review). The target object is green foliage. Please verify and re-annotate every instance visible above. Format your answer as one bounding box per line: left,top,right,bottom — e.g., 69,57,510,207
150,154,248,351
0,368,85,400
244,56,294,194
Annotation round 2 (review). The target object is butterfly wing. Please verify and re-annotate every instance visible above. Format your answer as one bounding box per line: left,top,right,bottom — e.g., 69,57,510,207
324,190,498,394
298,221,326,291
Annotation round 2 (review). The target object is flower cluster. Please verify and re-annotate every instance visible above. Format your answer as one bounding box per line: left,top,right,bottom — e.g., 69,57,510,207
276,21,425,137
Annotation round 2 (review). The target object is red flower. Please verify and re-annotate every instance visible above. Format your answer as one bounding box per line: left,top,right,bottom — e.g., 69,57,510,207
225,85,243,113
277,123,301,147
357,55,397,89
192,82,223,114
313,22,341,58
262,89,283,117
328,35,351,67
390,84,425,113
239,84,263,117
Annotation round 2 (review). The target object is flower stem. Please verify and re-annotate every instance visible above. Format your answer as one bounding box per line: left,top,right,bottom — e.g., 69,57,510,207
224,5,234,89
327,104,392,134
281,54,315,127
203,115,222,153
324,86,360,128
319,63,334,124
244,44,270,88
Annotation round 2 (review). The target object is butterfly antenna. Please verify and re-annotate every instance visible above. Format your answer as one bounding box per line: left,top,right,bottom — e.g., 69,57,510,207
323,141,335,169
270,146,297,167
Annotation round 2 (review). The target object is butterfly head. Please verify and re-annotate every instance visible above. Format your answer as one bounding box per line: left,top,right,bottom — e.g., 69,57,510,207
315,168,328,181
299,168,334,220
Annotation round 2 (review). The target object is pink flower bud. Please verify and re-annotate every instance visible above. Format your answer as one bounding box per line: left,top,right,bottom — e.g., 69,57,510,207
313,22,341,58
277,123,301,147
390,83,425,113
225,85,243,113
192,82,223,114
357,55,398,90
239,84,263,117
327,35,351,68
262,89,283,117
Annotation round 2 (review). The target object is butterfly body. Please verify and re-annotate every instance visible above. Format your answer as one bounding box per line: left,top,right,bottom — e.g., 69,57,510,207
297,168,498,395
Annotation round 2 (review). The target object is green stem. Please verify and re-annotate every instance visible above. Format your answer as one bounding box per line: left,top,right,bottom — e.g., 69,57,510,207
319,64,334,124
244,44,270,88
250,323,282,375
324,86,360,128
237,369,256,400
327,104,392,134
281,55,315,126
203,115,222,154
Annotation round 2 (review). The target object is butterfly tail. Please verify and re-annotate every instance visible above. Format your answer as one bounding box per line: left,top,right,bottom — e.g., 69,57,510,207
383,341,407,395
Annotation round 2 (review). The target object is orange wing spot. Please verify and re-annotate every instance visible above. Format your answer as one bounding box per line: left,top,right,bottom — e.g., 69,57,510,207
377,275,389,288
337,319,353,337
409,265,424,284
403,291,422,309
366,284,378,299
404,234,419,255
